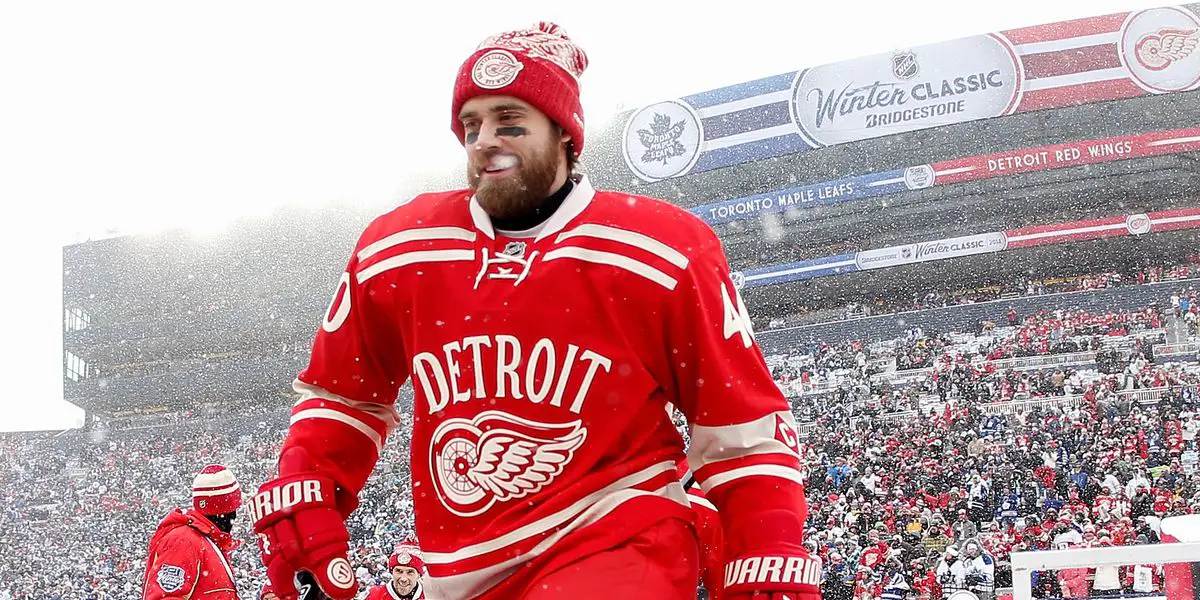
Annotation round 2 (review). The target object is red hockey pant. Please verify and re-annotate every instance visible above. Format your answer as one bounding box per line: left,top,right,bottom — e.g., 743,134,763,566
520,517,700,600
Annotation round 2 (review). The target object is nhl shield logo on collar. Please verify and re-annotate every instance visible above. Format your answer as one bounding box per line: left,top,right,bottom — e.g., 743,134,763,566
502,241,527,258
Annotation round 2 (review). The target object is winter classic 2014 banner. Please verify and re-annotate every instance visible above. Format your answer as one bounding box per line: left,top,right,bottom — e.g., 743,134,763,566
621,4,1200,182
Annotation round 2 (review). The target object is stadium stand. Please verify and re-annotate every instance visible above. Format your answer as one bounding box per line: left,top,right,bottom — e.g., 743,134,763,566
28,3,1200,599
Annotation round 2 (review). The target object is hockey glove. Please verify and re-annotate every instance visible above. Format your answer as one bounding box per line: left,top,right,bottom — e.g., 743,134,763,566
250,447,358,600
724,547,823,600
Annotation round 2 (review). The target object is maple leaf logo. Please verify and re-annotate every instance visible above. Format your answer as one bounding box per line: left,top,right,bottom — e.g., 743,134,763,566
636,113,688,165
648,113,672,134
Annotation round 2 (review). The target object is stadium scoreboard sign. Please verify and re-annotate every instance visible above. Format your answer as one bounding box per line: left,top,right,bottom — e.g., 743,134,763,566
620,4,1200,182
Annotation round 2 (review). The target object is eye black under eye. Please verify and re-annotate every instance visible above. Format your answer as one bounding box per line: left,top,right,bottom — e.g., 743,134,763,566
496,126,528,137
465,132,479,143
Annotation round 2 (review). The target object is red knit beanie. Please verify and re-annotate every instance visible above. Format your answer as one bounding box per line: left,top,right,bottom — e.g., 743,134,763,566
451,22,588,158
389,545,426,572
192,464,242,516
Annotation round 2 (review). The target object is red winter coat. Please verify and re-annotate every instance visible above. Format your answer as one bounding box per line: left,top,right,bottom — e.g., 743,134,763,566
912,571,937,600
142,509,240,599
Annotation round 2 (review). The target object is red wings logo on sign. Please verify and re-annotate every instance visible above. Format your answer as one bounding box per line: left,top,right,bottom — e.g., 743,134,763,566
1126,213,1152,235
1136,27,1199,71
430,411,587,517
1121,7,1200,93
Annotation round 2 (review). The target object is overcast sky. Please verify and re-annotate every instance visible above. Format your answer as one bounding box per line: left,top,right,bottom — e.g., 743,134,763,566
0,0,1175,431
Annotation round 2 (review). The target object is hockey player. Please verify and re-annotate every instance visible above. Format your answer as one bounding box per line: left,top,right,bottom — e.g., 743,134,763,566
366,548,428,600
142,465,242,600
247,20,817,600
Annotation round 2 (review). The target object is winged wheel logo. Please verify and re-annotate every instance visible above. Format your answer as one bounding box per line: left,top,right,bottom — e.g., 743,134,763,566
430,411,587,517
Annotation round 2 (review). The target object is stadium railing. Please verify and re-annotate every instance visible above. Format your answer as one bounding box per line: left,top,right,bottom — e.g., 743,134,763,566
1158,342,1200,357
977,385,1197,415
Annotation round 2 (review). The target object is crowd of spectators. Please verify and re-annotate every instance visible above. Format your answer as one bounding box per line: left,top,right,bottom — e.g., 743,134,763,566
7,354,1200,600
1171,288,1200,339
0,403,419,600
770,305,1169,406
805,387,1200,600
9,307,1200,599
761,259,1199,331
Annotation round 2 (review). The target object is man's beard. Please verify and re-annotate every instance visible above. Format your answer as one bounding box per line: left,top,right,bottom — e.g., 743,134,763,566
209,512,236,534
468,138,560,221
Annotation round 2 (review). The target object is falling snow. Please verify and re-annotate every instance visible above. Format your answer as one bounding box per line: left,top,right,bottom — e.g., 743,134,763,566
9,8,1200,600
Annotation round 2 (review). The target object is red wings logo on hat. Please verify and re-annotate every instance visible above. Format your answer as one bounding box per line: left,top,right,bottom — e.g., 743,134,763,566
472,50,524,90
478,21,588,79
430,411,587,517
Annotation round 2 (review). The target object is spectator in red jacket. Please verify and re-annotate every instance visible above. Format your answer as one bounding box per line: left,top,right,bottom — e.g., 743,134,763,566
141,464,243,600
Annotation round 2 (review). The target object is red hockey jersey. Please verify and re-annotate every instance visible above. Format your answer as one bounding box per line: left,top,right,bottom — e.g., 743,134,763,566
282,177,807,599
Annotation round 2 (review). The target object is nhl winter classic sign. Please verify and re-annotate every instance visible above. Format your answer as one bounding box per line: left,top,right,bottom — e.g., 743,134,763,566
790,35,1023,147
610,5,1200,183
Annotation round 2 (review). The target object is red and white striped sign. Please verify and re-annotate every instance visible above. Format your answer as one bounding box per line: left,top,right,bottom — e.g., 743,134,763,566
1004,5,1200,110
931,127,1200,185
1005,207,1200,249
622,4,1199,181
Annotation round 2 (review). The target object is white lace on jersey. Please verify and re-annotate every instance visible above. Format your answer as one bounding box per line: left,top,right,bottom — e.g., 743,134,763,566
473,248,539,289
